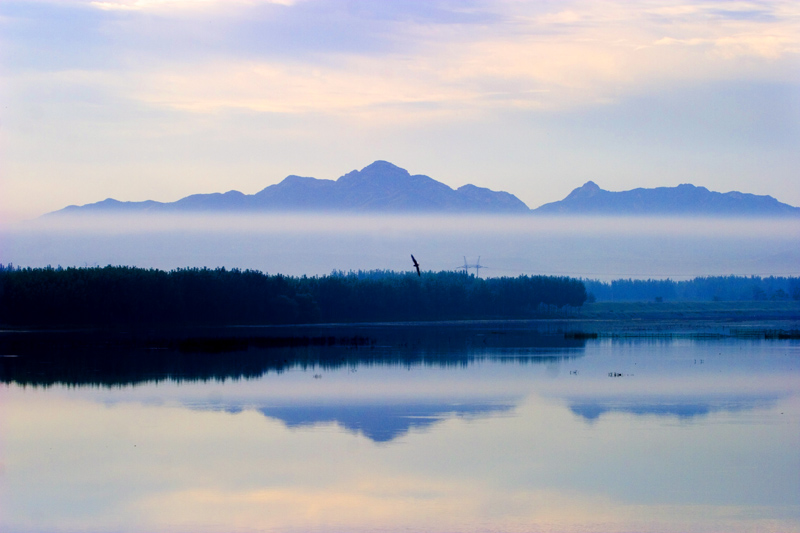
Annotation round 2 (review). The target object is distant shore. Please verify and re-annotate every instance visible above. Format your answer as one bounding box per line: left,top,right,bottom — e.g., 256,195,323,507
3,301,797,387
2,300,798,338
574,300,800,334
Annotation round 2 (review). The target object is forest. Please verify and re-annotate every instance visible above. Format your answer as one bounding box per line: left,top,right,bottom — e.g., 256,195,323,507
0,264,587,326
583,275,800,302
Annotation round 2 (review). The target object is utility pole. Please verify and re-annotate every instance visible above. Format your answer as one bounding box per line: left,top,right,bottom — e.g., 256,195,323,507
462,256,484,277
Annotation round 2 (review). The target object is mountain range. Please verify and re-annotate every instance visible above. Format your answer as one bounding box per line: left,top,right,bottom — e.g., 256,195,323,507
535,180,800,216
51,160,799,217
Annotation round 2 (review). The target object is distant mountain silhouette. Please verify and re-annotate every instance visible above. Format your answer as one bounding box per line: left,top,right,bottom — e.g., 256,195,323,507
53,161,530,215
48,162,799,217
533,181,800,216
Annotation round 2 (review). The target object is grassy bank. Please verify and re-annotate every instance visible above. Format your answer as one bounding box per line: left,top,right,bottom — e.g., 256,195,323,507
568,300,800,338
578,300,800,320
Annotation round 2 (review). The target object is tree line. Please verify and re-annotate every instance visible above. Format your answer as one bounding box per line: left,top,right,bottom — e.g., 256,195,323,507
0,264,587,326
583,275,800,302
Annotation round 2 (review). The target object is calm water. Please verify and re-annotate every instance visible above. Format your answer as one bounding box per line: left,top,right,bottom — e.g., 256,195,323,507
2,336,799,532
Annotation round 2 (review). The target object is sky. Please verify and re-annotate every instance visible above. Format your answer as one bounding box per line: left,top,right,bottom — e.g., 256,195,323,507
1,0,799,222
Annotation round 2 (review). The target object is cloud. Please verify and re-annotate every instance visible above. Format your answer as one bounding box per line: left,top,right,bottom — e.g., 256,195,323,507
123,1,800,116
5,0,798,119
123,60,473,122
3,0,799,221
89,0,297,11
652,34,797,59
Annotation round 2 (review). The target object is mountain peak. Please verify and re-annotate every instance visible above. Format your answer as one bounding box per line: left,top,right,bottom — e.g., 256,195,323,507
47,161,530,215
534,182,799,217
361,160,406,173
330,161,527,212
563,180,604,202
339,161,411,185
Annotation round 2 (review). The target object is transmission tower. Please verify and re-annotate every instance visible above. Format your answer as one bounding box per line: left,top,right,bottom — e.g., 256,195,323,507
462,256,485,277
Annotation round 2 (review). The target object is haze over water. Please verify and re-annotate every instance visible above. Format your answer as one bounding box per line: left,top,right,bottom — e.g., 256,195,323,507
3,214,798,280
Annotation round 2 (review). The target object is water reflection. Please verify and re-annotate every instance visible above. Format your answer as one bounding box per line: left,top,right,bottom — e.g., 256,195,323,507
2,332,799,533
255,402,514,442
0,324,586,387
569,395,781,421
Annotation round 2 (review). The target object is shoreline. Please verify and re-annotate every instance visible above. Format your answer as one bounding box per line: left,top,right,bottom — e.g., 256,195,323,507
3,302,797,387
1,300,799,341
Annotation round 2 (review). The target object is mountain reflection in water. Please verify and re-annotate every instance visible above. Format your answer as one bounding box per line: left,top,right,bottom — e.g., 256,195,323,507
569,395,781,421
2,331,799,533
255,402,514,442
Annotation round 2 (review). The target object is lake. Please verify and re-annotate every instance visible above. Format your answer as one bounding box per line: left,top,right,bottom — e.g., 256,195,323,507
1,328,798,532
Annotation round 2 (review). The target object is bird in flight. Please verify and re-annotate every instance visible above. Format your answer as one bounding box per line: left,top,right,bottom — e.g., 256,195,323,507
411,254,421,276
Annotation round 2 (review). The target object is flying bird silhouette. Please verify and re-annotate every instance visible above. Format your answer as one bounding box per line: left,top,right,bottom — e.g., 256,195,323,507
411,254,420,276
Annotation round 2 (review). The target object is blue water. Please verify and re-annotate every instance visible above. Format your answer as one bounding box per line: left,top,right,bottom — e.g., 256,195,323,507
2,337,798,532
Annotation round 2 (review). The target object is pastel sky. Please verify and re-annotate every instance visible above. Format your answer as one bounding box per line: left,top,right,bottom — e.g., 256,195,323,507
2,0,799,221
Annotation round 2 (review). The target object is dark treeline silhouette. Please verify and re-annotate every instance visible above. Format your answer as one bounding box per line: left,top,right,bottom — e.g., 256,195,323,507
0,264,587,326
584,275,800,302
0,348,582,389
0,325,586,387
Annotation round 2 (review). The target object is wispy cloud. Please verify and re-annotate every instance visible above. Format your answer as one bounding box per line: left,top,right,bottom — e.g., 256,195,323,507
89,0,298,11
5,0,798,118
2,0,799,221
